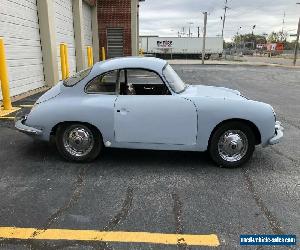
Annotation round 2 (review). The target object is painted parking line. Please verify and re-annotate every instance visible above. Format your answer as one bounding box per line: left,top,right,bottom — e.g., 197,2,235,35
0,227,220,247
19,104,34,108
0,116,15,120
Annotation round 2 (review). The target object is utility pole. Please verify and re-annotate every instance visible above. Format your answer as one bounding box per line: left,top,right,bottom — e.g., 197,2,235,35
293,17,300,66
188,22,193,37
221,0,229,38
198,27,200,37
202,12,207,65
282,12,286,34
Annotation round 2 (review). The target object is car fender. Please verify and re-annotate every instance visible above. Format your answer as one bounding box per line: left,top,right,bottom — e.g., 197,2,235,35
187,97,275,151
25,94,116,143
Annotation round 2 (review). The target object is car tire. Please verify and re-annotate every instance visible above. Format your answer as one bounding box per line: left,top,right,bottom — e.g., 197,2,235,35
209,121,255,168
56,123,102,162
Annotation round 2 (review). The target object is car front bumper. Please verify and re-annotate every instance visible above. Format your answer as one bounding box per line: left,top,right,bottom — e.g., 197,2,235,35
268,121,284,145
15,115,42,136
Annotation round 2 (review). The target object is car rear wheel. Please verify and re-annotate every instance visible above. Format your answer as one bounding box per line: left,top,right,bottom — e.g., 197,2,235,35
56,123,102,162
209,122,255,168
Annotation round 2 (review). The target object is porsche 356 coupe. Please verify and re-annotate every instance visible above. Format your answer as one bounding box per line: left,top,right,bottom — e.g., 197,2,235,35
15,57,283,167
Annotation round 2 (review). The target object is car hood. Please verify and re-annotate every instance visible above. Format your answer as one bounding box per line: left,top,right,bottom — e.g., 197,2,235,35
181,84,246,100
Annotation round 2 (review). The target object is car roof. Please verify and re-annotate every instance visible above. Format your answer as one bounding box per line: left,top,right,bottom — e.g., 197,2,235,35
93,57,168,73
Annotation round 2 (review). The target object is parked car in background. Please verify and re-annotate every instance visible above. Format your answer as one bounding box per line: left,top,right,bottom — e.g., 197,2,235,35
15,57,283,167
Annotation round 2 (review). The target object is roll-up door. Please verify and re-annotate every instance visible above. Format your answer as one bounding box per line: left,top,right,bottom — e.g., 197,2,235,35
54,0,76,80
82,1,93,68
0,0,45,97
107,28,124,58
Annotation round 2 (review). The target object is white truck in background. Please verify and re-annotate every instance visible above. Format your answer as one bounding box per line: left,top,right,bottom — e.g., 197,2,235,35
140,36,224,59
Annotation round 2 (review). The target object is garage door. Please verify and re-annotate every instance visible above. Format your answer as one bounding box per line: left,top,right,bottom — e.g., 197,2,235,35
82,1,93,68
0,0,45,98
107,28,124,58
54,0,76,80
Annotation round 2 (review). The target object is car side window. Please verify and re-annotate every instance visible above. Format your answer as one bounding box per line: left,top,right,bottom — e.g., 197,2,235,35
120,69,171,96
86,70,118,94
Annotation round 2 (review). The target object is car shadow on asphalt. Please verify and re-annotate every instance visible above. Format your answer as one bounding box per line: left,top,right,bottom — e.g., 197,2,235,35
17,135,272,173
19,138,217,171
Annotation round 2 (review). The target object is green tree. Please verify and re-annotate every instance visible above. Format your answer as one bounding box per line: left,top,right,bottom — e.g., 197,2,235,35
267,31,288,43
233,33,267,46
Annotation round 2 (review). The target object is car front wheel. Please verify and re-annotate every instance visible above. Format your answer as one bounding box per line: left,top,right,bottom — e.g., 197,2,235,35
209,122,255,168
56,123,102,162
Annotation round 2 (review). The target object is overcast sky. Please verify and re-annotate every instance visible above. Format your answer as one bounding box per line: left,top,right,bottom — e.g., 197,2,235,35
139,0,300,41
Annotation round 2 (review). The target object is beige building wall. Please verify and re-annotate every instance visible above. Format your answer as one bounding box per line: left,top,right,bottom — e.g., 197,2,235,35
73,0,86,71
36,0,59,86
37,0,99,86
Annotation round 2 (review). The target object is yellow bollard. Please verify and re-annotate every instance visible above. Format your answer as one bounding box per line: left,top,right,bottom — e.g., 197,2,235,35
64,43,70,78
0,38,12,110
87,47,90,67
0,38,20,117
101,47,106,61
89,47,94,66
87,47,93,67
60,43,67,80
139,48,144,56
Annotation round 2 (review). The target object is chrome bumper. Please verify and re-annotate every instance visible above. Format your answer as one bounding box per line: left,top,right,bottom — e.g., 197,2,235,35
268,121,284,145
15,116,42,136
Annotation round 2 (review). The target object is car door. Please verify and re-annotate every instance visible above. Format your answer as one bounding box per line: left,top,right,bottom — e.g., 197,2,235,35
114,69,197,145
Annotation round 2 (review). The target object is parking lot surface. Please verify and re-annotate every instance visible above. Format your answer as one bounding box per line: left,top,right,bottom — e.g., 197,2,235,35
0,64,299,249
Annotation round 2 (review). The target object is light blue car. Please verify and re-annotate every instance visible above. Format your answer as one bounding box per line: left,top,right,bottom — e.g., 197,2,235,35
15,57,283,167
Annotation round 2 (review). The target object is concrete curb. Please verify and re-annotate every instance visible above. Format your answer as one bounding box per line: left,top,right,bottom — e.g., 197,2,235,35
167,60,300,69
0,86,49,107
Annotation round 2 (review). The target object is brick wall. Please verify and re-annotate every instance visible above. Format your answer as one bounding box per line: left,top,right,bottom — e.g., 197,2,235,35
97,0,132,57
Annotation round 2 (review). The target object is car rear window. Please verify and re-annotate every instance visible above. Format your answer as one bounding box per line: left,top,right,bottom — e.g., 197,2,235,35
63,68,92,87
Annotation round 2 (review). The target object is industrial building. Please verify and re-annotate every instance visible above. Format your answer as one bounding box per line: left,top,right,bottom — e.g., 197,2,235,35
0,0,140,99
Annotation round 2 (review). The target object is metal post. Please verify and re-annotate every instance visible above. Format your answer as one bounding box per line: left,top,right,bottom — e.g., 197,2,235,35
221,0,228,38
87,47,93,67
202,12,207,65
0,38,12,110
102,47,106,61
64,43,70,78
60,43,67,80
90,47,94,66
87,47,91,67
293,17,300,66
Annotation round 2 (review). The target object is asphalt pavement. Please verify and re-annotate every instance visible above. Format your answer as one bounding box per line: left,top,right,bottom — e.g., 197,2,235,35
0,64,299,249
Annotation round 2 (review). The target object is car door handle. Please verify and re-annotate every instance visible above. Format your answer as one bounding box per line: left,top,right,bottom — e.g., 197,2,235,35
117,108,129,115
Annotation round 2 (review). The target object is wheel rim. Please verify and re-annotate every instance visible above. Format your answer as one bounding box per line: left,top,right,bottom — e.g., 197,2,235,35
217,130,248,162
63,126,94,157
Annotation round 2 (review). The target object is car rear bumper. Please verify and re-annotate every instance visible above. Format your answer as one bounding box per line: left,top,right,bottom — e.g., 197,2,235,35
15,115,43,136
268,121,284,145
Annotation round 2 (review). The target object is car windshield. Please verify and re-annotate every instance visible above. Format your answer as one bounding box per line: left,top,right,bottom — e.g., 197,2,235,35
63,68,92,87
162,64,186,93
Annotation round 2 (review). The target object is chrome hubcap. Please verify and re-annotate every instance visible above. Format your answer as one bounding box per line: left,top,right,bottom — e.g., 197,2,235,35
63,126,94,157
217,130,248,162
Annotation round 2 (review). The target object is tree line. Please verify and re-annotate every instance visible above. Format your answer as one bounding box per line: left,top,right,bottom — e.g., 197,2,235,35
224,31,297,50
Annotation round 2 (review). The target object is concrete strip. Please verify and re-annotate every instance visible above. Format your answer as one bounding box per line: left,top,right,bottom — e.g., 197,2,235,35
167,59,300,69
0,107,20,117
